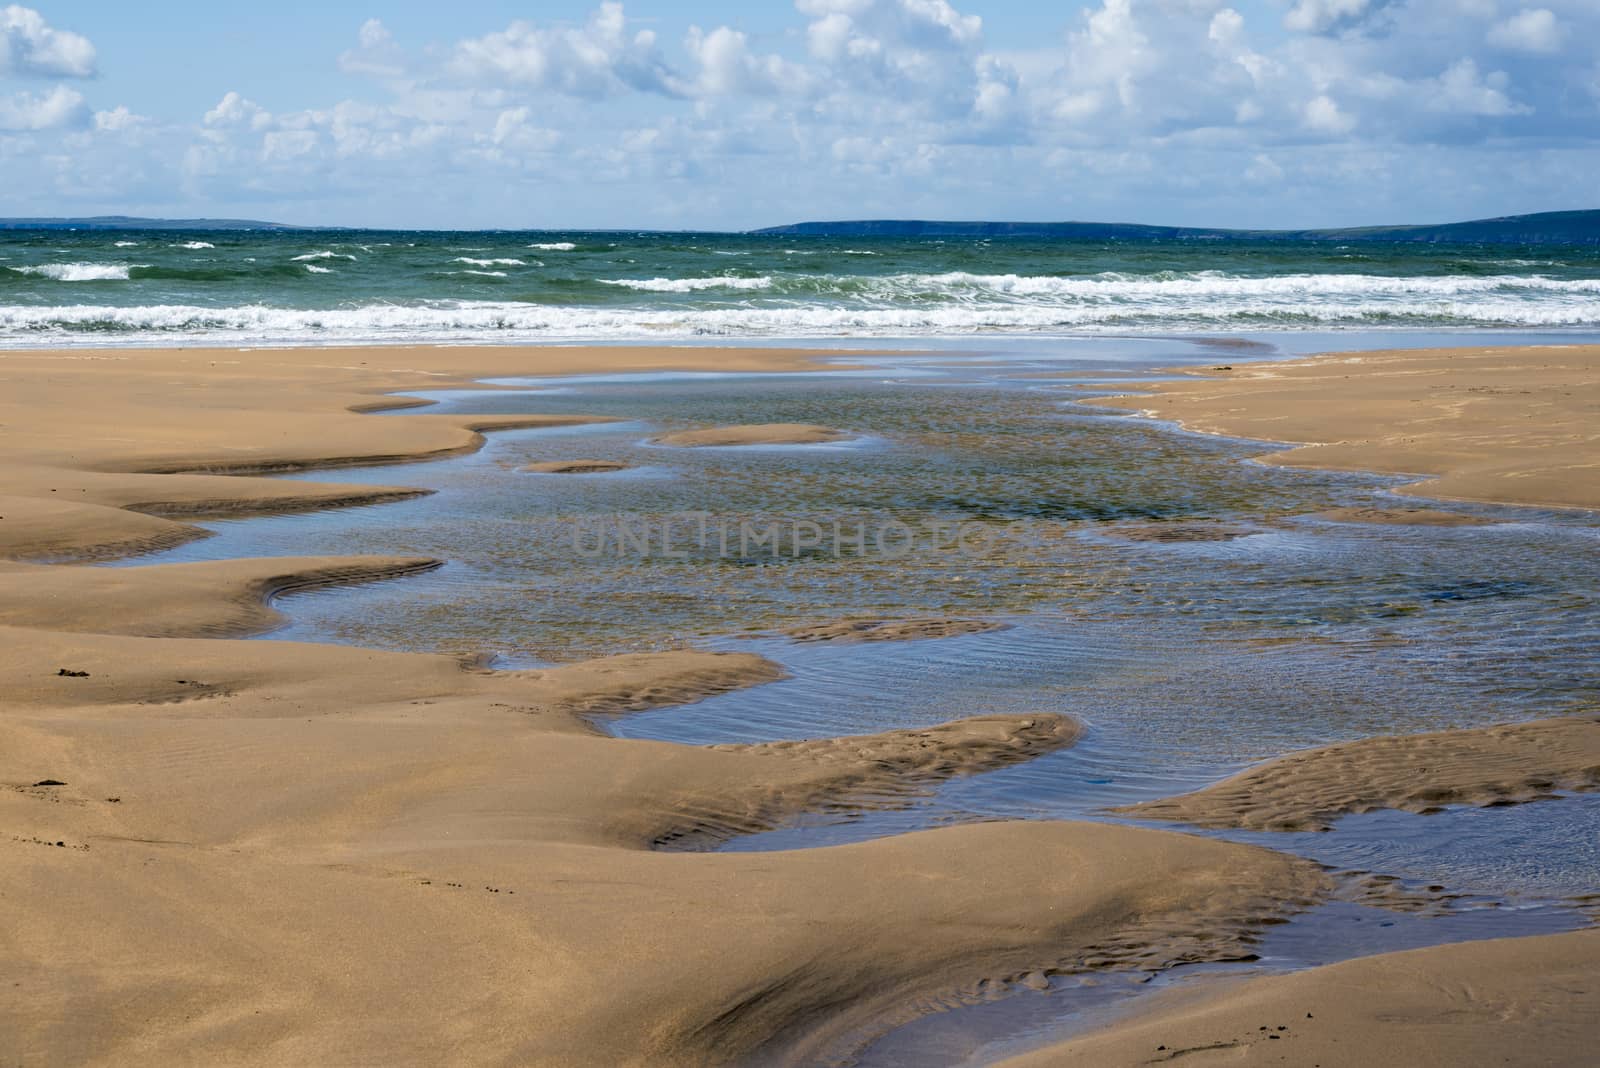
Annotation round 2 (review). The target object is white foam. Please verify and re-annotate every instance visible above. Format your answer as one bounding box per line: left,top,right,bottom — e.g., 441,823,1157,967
303,264,334,274
598,276,774,292
453,257,527,267
12,262,134,281
528,242,576,251
292,251,357,261
173,241,215,250
4,286,1596,347
113,240,139,248
5,268,1598,344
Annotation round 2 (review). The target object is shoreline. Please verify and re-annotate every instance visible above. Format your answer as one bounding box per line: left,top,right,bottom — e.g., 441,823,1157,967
1,341,1596,1064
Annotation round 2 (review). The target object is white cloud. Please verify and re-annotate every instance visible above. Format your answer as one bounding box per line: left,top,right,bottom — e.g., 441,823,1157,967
489,106,561,151
795,0,987,117
684,26,807,96
93,105,146,132
1284,0,1379,36
204,91,272,130
0,84,86,130
1487,9,1562,54
1425,57,1526,117
339,19,407,80
0,5,95,78
10,0,1600,227
1303,94,1355,133
451,2,678,98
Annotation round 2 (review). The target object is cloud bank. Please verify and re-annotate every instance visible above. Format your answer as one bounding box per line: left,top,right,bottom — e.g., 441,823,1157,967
3,1,1599,227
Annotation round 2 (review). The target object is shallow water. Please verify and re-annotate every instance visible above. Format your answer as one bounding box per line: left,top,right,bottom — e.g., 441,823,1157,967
127,332,1600,1064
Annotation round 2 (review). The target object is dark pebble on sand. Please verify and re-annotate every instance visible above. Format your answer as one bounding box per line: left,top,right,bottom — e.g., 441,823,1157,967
56,669,89,677
33,780,66,787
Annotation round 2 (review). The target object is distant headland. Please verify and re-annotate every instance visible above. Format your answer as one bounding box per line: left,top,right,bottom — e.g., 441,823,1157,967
752,209,1600,244
0,216,304,231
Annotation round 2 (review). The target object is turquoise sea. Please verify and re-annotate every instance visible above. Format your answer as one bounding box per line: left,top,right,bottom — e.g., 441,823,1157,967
3,228,1599,344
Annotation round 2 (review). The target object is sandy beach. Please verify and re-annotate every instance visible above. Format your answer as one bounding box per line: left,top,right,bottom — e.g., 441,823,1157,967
1092,344,1600,511
2,342,1597,1065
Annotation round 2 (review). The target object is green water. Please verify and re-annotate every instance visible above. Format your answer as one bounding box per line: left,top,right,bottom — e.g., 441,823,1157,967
3,228,1599,342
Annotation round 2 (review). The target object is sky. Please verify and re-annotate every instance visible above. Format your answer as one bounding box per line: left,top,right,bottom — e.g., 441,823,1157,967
2,1,1598,230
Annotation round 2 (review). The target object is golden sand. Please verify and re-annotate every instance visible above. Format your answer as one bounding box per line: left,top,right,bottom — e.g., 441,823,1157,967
653,421,848,446
0,343,1333,1065
1118,715,1600,832
1094,344,1600,510
999,930,1600,1068
521,458,631,473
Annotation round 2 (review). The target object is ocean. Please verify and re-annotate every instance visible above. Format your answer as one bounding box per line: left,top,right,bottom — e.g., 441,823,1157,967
2,228,1599,345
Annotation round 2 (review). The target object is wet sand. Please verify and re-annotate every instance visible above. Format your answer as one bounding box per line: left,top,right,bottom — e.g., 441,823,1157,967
1118,715,1600,832
653,421,849,446
0,343,1331,1065
998,929,1600,1067
522,458,632,473
980,343,1600,1064
1092,343,1600,510
2,341,1597,1063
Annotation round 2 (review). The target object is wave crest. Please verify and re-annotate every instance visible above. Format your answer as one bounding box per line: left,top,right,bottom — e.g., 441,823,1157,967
8,263,135,282
599,276,774,292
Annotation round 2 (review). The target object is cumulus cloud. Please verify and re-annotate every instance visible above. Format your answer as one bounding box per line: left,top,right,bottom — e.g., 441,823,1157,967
339,19,408,80
1283,0,1383,36
684,26,807,96
204,91,272,130
1425,58,1526,117
93,105,146,132
1303,93,1355,134
797,0,987,116
8,0,1600,226
451,2,678,97
0,84,86,130
1487,8,1562,54
0,4,95,78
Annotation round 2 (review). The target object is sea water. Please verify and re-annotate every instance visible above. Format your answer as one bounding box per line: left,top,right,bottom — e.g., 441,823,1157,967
3,228,1600,344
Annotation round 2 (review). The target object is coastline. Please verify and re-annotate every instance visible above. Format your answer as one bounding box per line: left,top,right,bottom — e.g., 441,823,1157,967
1,341,1596,1064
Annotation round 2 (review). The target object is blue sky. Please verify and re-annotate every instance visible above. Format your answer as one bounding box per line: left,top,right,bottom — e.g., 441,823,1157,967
3,1,1598,230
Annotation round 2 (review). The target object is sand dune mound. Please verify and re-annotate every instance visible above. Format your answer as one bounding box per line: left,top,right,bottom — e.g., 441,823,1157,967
1118,715,1600,832
0,555,441,639
522,459,630,474
653,423,849,447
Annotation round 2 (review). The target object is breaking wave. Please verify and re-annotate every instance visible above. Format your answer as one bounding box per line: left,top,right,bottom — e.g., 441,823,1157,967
598,275,775,292
5,262,135,281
